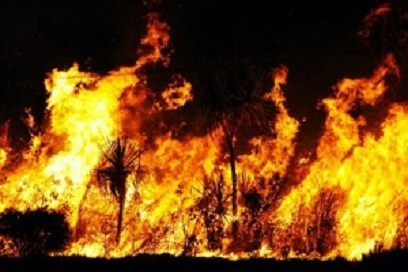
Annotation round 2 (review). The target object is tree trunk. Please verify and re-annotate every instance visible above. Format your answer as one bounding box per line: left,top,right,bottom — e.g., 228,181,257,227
227,137,238,216
116,178,126,244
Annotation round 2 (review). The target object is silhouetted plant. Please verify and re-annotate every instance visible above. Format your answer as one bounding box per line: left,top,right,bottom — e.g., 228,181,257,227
194,64,272,223
239,177,266,252
194,173,230,251
284,184,344,256
0,208,70,256
261,173,287,207
97,136,140,243
310,186,344,255
394,203,408,249
181,220,200,257
254,173,288,253
237,173,289,253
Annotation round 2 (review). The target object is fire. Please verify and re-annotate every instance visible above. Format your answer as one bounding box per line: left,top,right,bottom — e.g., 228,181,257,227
139,12,171,66
241,65,299,178
159,75,193,110
0,8,407,261
0,122,10,170
273,54,402,260
359,2,392,39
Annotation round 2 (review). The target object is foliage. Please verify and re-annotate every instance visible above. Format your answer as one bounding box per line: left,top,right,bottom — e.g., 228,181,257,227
282,185,345,257
238,174,286,253
97,136,141,243
0,208,70,256
194,63,273,221
194,173,230,251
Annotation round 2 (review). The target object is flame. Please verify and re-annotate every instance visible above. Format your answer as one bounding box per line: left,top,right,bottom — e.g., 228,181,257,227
139,12,171,66
0,122,10,170
159,75,193,110
241,65,299,178
273,54,402,260
359,2,392,38
0,8,407,261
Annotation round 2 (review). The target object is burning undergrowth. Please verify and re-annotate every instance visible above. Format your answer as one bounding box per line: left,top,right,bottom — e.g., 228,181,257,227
0,3,407,261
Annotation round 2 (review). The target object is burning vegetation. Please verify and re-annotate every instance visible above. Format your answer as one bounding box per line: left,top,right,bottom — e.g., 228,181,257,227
0,3,407,262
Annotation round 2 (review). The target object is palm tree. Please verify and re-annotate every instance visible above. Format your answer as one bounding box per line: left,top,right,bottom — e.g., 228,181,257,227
194,64,272,221
97,136,140,243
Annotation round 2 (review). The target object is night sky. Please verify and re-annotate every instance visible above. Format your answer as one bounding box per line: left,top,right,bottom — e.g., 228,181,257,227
0,0,407,148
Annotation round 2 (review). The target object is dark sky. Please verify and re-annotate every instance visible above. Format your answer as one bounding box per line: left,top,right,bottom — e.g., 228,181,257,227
0,0,406,146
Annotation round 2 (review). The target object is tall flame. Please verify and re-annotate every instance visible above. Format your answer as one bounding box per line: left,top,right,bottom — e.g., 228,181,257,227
241,65,299,178
0,9,407,261
274,54,402,259
0,122,10,170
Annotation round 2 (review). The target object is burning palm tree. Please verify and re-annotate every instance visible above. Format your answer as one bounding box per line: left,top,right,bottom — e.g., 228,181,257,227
97,136,140,243
194,64,271,220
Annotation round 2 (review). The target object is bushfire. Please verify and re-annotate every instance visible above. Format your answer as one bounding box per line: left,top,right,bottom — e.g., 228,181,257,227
0,7,407,261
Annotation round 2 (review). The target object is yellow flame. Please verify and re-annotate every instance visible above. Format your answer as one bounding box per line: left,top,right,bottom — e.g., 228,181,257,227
0,8,407,262
160,75,193,110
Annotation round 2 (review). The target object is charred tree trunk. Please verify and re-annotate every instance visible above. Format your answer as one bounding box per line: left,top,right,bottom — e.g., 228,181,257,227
116,176,126,244
97,137,140,245
227,137,239,245
227,137,237,216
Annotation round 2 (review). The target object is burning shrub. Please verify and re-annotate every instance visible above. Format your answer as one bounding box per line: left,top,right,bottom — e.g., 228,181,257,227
282,185,345,257
392,203,408,250
194,173,230,251
237,173,287,254
0,208,70,256
97,136,141,243
181,225,199,257
310,186,344,254
239,179,264,252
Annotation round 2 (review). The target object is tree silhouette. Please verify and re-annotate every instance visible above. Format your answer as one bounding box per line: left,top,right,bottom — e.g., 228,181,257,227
0,208,70,256
97,136,140,243
194,64,271,224
195,173,230,250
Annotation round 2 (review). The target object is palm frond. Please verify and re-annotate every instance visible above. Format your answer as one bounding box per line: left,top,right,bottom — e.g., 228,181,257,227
96,136,142,243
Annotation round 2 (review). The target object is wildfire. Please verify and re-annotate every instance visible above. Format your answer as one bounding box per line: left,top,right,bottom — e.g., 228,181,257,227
273,54,402,260
0,6,407,262
359,2,392,39
159,75,193,111
0,122,10,170
241,65,299,178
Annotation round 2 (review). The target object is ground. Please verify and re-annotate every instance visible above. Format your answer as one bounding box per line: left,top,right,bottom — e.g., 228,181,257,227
0,250,407,272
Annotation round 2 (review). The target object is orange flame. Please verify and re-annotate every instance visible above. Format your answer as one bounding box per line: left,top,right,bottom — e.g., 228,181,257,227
0,122,10,170
0,9,407,261
159,75,193,110
274,54,401,260
241,65,299,178
359,2,392,38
